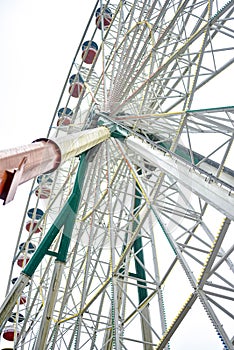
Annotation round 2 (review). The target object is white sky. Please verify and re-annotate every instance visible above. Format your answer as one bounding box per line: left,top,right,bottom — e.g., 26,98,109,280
0,1,233,349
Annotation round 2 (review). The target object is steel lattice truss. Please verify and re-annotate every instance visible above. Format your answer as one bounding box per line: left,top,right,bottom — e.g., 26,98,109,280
1,0,234,350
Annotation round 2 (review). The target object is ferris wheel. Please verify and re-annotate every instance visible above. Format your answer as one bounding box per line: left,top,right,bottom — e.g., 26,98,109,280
0,0,234,349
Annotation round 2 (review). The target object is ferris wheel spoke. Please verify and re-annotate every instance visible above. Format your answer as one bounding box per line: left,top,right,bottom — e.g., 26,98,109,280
108,2,234,118
108,0,205,113
116,0,194,97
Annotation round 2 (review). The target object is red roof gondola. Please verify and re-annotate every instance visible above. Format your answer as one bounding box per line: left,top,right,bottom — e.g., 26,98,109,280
95,7,112,29
82,41,98,64
68,74,84,98
3,327,20,341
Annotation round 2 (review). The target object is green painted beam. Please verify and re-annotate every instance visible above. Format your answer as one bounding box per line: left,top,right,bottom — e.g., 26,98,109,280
23,152,88,277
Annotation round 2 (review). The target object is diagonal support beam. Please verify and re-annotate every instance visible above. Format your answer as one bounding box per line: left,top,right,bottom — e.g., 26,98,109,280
126,136,234,220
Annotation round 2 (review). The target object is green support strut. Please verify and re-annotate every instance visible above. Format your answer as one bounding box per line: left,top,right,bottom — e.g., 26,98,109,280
23,151,88,277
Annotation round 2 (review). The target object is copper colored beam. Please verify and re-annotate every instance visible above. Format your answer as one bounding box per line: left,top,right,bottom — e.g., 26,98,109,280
0,139,61,204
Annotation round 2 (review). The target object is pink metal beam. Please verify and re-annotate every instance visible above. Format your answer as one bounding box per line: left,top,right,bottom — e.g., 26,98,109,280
0,139,61,204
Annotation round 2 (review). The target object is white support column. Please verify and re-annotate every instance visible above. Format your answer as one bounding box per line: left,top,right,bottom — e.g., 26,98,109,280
34,261,65,350
54,126,110,163
0,274,30,327
126,136,234,220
